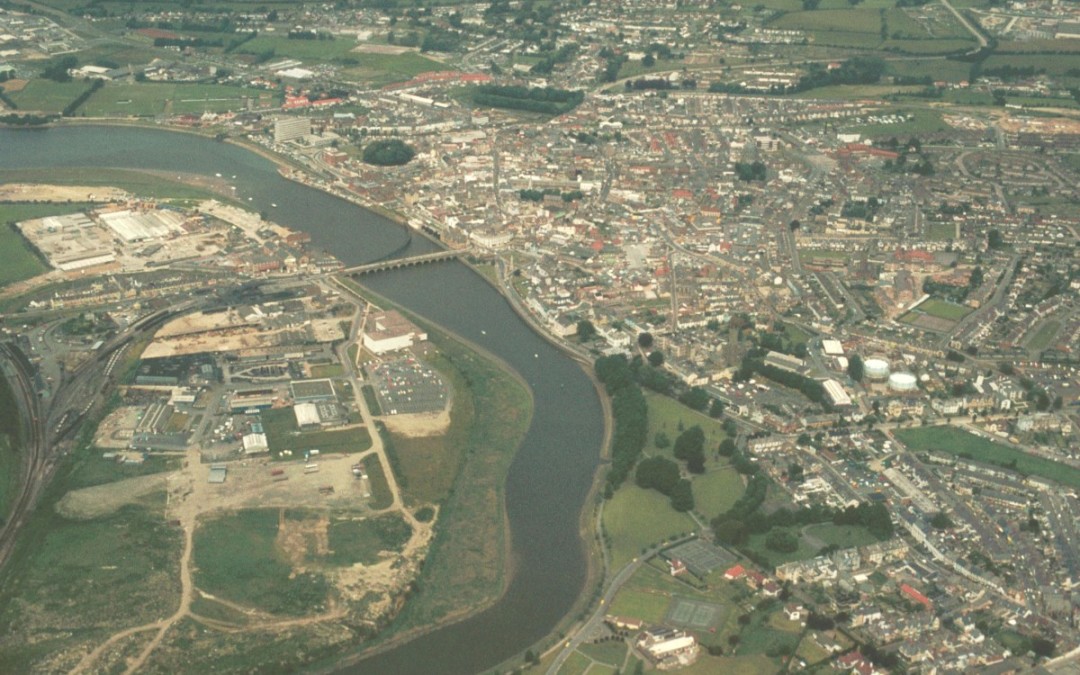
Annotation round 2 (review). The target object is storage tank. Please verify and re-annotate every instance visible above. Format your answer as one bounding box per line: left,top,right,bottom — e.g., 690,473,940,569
888,372,918,392
864,358,891,380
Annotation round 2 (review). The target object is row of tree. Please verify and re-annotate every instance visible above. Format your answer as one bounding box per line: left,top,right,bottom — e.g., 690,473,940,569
471,85,584,116
595,355,649,489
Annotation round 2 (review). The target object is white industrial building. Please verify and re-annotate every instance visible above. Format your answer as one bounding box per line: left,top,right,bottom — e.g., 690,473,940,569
99,209,185,243
636,627,699,667
293,402,322,428
823,379,852,408
242,432,269,455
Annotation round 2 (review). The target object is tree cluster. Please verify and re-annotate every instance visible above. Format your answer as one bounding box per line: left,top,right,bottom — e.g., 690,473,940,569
734,161,767,182
595,355,648,489
673,426,706,474
362,139,415,166
635,456,695,511
796,56,886,91
471,85,584,116
41,55,77,83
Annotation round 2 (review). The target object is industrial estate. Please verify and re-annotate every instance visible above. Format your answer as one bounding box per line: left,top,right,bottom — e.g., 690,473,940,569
2,0,1080,674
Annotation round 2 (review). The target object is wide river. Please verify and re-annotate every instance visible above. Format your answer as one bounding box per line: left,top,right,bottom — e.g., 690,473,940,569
0,126,605,674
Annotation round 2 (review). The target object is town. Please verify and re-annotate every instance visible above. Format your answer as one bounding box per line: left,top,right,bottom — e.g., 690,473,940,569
1,0,1080,673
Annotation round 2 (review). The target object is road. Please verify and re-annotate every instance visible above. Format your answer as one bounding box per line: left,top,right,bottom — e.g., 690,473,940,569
940,0,988,49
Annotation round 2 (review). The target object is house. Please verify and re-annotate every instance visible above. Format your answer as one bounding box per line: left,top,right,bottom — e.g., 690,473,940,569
785,604,806,622
723,564,746,581
668,558,688,576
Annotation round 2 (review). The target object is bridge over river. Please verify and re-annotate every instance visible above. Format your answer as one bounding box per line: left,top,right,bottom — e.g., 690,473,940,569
340,248,470,276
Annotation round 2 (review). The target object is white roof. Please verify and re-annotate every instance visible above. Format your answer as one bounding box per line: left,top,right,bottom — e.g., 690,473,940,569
242,432,268,451
293,402,321,427
821,339,844,356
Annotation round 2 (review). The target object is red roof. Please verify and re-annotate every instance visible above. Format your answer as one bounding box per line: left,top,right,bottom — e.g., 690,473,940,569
901,582,932,609
724,564,746,579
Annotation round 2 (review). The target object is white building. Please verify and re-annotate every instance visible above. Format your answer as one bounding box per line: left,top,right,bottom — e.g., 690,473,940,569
242,432,269,455
362,310,427,355
274,116,312,144
293,402,321,428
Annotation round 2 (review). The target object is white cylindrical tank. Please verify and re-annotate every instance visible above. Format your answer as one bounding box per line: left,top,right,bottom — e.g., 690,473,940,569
888,372,918,392
865,358,891,380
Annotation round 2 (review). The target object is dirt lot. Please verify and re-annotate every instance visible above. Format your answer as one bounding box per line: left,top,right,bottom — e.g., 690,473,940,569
93,405,143,449
0,183,129,202
381,410,450,438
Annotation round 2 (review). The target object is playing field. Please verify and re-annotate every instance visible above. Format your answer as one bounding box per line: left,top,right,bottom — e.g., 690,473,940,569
6,79,93,113
81,83,278,117
667,597,725,629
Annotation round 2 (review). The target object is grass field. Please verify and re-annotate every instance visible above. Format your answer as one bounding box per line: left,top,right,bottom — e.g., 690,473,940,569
310,363,344,378
887,58,972,83
0,223,46,286
237,36,359,62
0,375,21,523
883,38,975,54
773,9,882,34
578,641,628,667
607,585,673,624
1028,320,1062,352
693,468,745,520
81,82,278,117
194,508,330,616
362,455,393,509
804,523,881,549
917,298,971,321
896,426,1080,489
340,52,445,86
259,407,372,456
558,651,592,675
645,391,730,466
6,79,93,113
926,221,957,242
846,108,951,137
0,502,181,672
327,514,411,566
603,485,696,570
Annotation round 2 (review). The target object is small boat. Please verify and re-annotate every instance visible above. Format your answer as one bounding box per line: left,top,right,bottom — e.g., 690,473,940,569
481,329,486,335
271,203,278,208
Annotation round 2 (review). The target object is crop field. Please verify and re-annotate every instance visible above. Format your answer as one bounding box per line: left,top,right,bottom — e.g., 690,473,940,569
603,485,696,570
773,9,882,34
887,58,972,82
896,426,1080,489
884,8,930,38
237,36,359,62
983,53,1080,78
996,40,1080,54
6,79,93,113
883,38,975,54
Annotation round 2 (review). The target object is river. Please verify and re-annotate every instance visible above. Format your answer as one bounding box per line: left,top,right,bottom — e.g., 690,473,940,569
0,125,605,674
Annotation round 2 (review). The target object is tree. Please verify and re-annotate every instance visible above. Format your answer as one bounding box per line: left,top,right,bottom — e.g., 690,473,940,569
577,319,597,341
674,426,706,473
638,332,654,349
654,431,671,448
847,354,865,382
642,53,655,67
678,387,709,411
42,55,77,82
362,139,415,166
709,398,725,419
670,479,695,511
766,529,799,553
930,511,953,530
636,456,680,494
987,228,1005,250
647,350,664,367
718,438,736,457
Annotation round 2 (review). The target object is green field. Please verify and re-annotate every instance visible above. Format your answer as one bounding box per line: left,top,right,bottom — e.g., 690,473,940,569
259,407,371,456
1028,320,1062,352
883,38,975,54
558,651,592,675
362,455,394,509
846,108,951,136
237,36,359,62
645,391,730,467
927,221,957,242
327,514,411,566
693,468,746,520
6,79,93,113
0,223,46,286
887,58,972,83
0,375,21,523
919,298,972,321
603,485,696,570
193,508,330,616
81,82,278,117
896,426,1080,489
340,52,446,86
804,523,881,549
773,9,882,34
0,502,182,672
